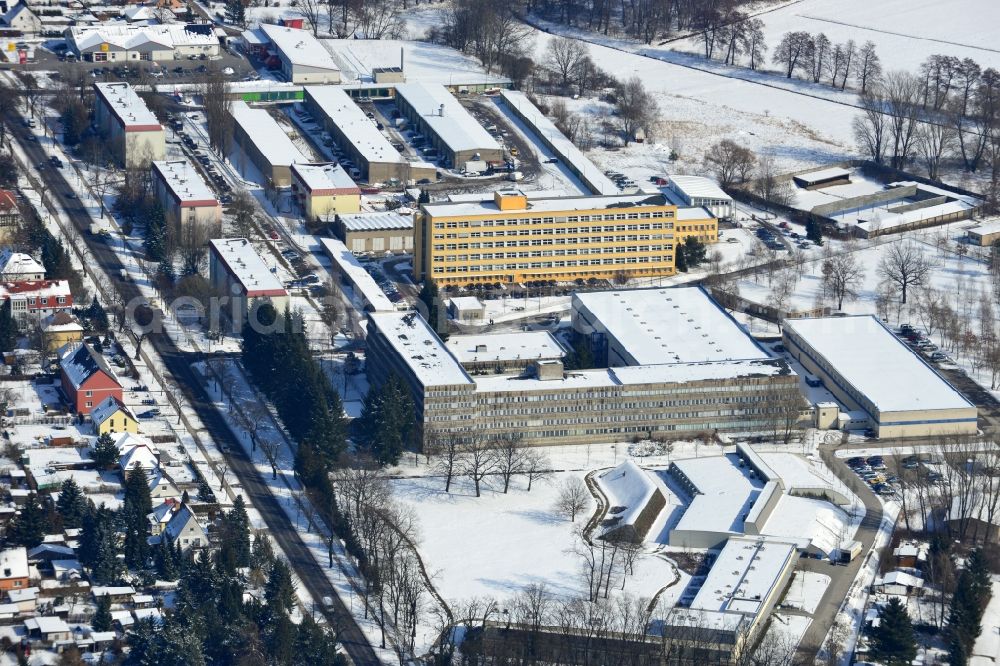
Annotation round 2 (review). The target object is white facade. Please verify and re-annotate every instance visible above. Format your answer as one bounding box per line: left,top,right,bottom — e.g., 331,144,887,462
667,175,734,220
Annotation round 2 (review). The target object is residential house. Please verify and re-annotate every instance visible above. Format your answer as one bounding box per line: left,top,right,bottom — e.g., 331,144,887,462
0,547,29,591
1,4,40,33
874,570,925,597
0,279,73,324
59,342,122,414
42,312,84,352
162,503,206,550
0,190,18,239
90,395,139,435
115,433,159,477
0,250,45,281
148,471,178,501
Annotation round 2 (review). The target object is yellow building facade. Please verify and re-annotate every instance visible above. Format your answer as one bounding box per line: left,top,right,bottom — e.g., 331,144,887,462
414,190,716,287
91,396,139,435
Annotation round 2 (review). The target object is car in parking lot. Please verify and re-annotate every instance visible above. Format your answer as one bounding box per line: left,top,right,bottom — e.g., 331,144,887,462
138,408,161,419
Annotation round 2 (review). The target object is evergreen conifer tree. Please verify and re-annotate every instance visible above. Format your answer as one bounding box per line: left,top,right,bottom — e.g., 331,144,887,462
56,477,87,529
92,596,113,632
8,493,46,548
0,299,18,352
91,433,120,468
872,597,918,666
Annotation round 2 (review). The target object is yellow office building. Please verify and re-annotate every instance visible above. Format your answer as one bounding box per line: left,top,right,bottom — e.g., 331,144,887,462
414,190,716,287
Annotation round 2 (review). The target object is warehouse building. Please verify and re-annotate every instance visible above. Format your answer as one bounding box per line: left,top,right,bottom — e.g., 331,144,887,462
290,162,360,220
366,287,801,447
254,23,340,84
208,238,288,330
229,101,307,187
334,211,413,255
303,86,435,184
782,316,977,438
151,160,221,232
665,175,735,220
414,189,717,287
93,82,165,167
66,24,221,62
394,82,502,167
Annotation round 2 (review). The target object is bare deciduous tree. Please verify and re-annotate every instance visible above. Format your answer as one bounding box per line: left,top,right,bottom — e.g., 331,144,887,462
877,242,936,305
704,139,756,186
545,38,590,89
821,252,866,310
555,477,590,522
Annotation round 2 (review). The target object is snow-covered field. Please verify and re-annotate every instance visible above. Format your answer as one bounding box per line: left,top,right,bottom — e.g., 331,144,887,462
672,0,1000,73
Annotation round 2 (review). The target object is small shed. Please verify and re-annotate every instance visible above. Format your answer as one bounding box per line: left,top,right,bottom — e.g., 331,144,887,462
448,296,485,323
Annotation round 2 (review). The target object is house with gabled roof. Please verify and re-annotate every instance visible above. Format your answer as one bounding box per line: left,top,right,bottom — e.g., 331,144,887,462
162,503,206,550
90,395,138,435
115,433,159,477
0,250,44,281
58,342,122,414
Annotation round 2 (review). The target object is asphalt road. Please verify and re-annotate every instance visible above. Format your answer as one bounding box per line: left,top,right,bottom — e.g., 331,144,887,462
794,443,885,662
4,110,379,665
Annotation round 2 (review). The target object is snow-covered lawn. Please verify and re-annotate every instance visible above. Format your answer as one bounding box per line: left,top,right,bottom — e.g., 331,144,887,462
391,470,687,607
971,578,1000,666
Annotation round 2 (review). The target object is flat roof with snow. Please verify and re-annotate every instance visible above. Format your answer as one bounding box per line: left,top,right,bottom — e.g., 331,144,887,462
967,218,1000,238
422,192,670,218
368,311,473,387
690,536,798,617
229,101,306,169
209,238,286,297
668,175,731,202
783,315,975,415
499,90,619,196
669,455,762,537
573,287,768,366
94,82,161,131
445,330,565,365
324,39,510,87
338,211,413,232
319,237,395,312
259,23,340,73
794,167,851,185
152,160,218,206
394,82,501,154
305,86,407,167
290,162,359,195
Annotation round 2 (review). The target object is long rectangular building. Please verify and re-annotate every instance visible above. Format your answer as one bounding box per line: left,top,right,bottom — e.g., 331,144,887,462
151,160,220,231
257,24,340,84
93,82,165,167
366,287,801,447
303,86,433,184
414,189,716,287
229,101,307,187
394,82,503,167
208,238,288,330
782,316,977,438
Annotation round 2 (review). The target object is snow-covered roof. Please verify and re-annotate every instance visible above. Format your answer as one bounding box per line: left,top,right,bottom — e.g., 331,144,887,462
783,316,975,414
879,571,924,588
92,585,136,598
319,237,395,312
94,82,161,131
43,312,83,333
690,536,798,617
0,279,71,303
395,82,501,154
445,330,565,365
499,89,619,195
0,547,28,580
25,616,70,635
119,439,159,474
966,218,1000,238
472,358,791,393
152,159,218,207
448,296,482,310
305,86,407,167
573,287,769,365
368,311,473,387
258,23,340,73
58,342,119,391
290,162,359,195
675,206,714,221
90,395,136,429
163,504,203,541
338,211,413,232
670,455,762,537
229,101,307,169
668,175,731,202
0,250,44,278
324,39,510,87
69,23,217,52
209,238,286,297
595,460,659,534
421,191,670,218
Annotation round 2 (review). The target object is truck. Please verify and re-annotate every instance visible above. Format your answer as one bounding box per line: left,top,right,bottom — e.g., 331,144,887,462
837,540,862,564
463,160,488,175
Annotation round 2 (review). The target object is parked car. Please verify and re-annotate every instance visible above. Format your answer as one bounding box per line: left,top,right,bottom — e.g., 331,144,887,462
138,409,161,419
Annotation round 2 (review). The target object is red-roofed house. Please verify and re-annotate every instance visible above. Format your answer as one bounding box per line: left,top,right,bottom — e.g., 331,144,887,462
0,280,72,324
0,190,19,237
58,343,122,414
